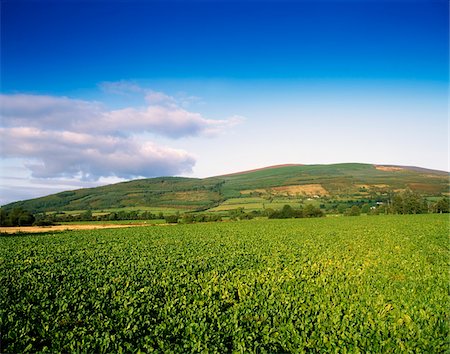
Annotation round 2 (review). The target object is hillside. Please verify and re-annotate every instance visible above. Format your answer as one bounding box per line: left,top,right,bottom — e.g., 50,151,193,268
2,163,448,214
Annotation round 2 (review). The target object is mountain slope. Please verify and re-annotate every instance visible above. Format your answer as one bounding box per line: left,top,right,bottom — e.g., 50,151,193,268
2,163,448,213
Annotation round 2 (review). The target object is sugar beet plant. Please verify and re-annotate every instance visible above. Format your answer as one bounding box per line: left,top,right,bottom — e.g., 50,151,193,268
1,214,448,352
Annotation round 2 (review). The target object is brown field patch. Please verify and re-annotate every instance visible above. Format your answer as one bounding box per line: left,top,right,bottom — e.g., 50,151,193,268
375,165,404,172
271,184,329,196
0,223,148,234
241,184,328,196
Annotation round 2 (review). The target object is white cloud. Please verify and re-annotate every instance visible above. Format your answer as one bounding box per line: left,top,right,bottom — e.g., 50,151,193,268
145,90,177,106
99,105,242,138
0,94,103,131
0,127,195,180
0,89,241,182
1,92,240,138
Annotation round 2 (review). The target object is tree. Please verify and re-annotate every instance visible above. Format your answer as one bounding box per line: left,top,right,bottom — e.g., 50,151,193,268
80,210,93,221
433,197,449,213
361,204,370,214
337,204,347,214
391,190,428,214
303,204,323,218
280,205,295,218
228,208,244,220
0,208,10,226
1,208,35,226
268,204,322,219
345,205,361,216
164,214,179,224
18,212,35,226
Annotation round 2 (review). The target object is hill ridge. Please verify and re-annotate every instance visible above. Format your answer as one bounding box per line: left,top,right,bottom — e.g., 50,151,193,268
2,163,448,213
218,164,304,177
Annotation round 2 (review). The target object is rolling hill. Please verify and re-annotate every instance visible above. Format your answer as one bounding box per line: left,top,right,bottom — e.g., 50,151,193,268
2,163,448,214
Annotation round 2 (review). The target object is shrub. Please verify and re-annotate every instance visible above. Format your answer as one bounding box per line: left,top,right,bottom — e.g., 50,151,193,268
164,214,179,224
345,205,361,216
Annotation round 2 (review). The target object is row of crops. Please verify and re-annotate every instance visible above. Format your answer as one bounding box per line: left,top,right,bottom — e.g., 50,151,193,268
1,214,448,352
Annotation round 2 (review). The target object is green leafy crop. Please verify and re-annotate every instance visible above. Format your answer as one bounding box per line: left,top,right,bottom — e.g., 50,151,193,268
1,214,448,352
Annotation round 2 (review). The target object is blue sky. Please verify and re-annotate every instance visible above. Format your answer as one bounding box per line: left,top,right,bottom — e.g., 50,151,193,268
1,0,448,204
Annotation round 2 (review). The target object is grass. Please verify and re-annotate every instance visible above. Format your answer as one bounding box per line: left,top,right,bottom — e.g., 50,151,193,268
1,214,448,352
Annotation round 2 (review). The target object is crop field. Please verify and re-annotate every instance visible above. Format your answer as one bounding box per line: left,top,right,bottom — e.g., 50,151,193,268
208,197,304,212
1,214,448,352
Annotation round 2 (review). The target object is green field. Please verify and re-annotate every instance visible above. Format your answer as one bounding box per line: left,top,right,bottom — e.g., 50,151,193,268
1,215,448,352
208,197,302,212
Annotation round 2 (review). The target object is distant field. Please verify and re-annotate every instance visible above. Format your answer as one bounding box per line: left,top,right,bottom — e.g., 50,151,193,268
1,215,448,352
208,196,305,212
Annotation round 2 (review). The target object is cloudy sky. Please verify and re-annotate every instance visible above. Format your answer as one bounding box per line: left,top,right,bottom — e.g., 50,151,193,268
1,0,448,205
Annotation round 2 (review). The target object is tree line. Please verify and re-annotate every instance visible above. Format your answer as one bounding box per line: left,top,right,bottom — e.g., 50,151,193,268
0,208,35,227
